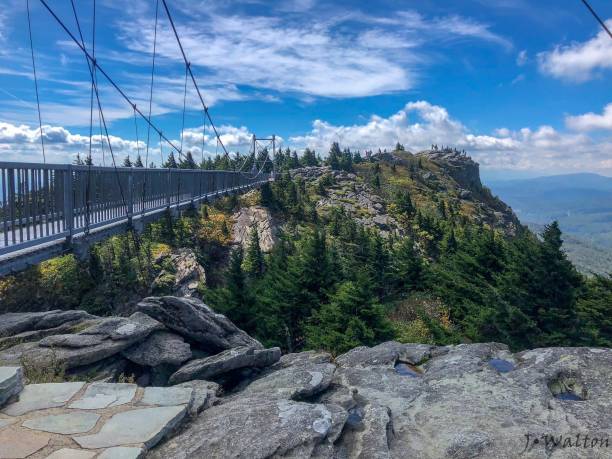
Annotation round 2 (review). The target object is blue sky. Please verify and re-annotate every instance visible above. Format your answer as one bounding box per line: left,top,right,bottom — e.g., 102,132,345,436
1,0,612,178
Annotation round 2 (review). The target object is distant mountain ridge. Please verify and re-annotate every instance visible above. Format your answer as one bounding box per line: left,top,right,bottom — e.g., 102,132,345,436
486,172,612,274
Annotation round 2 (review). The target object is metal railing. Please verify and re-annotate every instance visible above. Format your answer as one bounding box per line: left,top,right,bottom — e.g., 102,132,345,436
0,162,268,256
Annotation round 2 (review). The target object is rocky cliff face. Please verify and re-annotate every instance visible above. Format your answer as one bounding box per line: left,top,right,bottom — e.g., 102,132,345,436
1,300,610,458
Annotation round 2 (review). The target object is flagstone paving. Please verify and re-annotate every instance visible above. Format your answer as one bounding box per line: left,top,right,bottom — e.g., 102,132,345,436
140,386,192,406
0,427,50,458
22,412,100,435
0,367,194,458
45,448,96,459
2,382,85,416
69,383,137,410
74,405,187,449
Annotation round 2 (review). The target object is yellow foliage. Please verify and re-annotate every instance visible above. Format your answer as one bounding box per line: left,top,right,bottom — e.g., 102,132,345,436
198,208,233,245
151,242,172,259
392,319,434,344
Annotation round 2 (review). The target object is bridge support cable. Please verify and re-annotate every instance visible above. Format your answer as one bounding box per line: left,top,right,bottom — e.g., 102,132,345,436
37,0,184,160
145,0,160,168
26,0,46,164
160,0,231,159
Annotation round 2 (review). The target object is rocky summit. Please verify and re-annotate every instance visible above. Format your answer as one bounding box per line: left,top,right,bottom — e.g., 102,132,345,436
0,298,610,458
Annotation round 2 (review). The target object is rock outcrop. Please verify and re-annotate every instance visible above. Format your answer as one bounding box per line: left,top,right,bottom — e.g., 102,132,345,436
155,341,612,458
0,296,272,387
1,303,611,458
232,205,278,252
151,248,206,298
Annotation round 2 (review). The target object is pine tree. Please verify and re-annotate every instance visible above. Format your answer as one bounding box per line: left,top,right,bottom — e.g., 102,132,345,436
390,238,423,294
122,156,133,167
305,274,394,355
577,275,612,347
533,222,583,346
164,152,178,168
243,227,264,277
84,154,93,166
134,155,144,167
328,142,341,170
180,151,197,169
73,153,84,165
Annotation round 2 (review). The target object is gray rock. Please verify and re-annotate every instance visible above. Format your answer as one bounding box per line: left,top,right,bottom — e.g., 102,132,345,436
336,341,433,368
22,411,100,434
1,313,163,370
140,386,193,407
273,350,332,369
0,310,96,338
0,319,98,350
337,404,393,459
69,383,137,409
152,249,206,297
169,346,280,385
137,296,262,352
232,206,278,252
2,381,84,416
0,367,23,408
122,331,192,367
174,380,220,416
240,362,335,400
97,447,144,459
149,397,347,459
74,405,187,450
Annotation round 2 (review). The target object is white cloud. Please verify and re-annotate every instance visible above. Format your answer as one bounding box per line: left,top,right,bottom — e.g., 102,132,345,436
0,121,149,164
538,20,612,81
114,7,510,99
291,100,612,174
566,103,612,131
516,49,527,66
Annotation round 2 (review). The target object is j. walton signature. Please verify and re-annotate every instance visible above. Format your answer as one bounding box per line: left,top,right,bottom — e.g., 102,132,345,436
522,433,610,453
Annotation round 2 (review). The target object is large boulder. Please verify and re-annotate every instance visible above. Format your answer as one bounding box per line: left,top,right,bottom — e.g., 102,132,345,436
148,397,347,459
169,346,280,385
137,296,262,352
122,331,192,367
0,312,162,370
0,367,23,408
239,362,336,400
0,310,96,339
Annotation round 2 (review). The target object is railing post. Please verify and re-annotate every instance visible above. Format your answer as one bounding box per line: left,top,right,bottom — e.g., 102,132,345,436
166,168,172,208
127,169,134,226
63,165,74,245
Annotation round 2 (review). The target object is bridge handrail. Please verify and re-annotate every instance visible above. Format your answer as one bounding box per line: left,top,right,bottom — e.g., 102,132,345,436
0,162,269,257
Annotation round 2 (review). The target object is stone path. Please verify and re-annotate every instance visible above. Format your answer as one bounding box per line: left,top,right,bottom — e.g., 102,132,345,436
0,371,194,459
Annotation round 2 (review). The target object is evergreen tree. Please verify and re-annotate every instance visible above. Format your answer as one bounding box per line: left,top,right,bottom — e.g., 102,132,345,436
180,151,197,169
134,155,144,167
577,275,612,347
164,152,178,168
302,148,318,166
122,156,133,167
533,222,582,345
390,238,424,294
73,153,84,165
305,274,394,355
243,227,264,277
84,154,93,166
328,142,341,170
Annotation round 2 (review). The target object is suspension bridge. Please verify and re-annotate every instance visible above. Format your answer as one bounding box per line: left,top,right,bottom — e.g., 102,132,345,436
0,0,276,276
